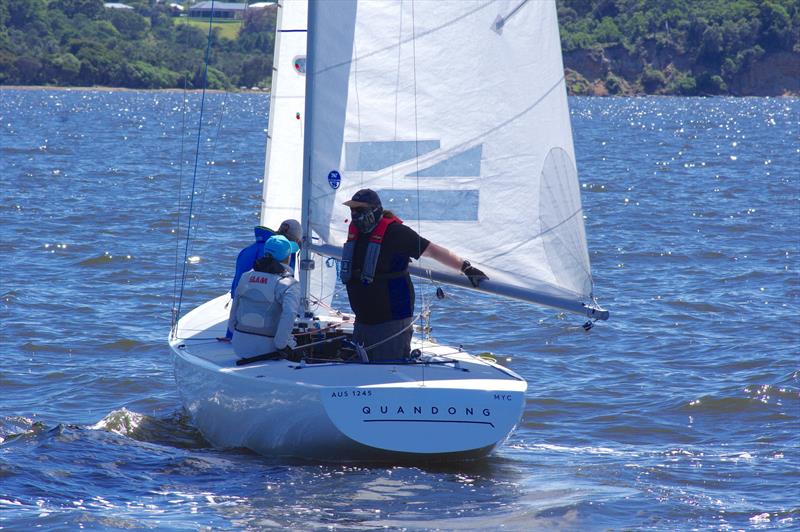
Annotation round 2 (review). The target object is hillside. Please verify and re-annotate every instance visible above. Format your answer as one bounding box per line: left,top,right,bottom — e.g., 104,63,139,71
0,0,276,90
558,0,799,96
1,0,798,95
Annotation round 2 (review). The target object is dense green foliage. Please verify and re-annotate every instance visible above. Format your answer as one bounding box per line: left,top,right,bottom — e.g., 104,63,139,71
0,0,275,89
0,0,796,94
558,0,799,95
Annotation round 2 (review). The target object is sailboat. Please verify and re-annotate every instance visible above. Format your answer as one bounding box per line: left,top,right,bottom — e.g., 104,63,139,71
169,0,608,461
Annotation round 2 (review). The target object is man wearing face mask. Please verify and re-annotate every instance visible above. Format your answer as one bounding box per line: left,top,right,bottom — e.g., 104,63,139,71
341,188,488,362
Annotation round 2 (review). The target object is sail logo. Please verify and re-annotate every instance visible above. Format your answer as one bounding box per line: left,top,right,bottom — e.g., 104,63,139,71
293,56,306,75
327,170,341,189
357,403,496,428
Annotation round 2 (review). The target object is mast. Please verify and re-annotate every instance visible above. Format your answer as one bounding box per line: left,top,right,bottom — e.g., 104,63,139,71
298,0,317,315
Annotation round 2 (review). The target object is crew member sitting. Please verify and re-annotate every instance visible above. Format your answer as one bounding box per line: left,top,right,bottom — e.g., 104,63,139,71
222,220,302,340
227,235,301,359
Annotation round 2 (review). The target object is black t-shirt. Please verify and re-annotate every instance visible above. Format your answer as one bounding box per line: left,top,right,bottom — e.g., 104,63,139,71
345,222,430,324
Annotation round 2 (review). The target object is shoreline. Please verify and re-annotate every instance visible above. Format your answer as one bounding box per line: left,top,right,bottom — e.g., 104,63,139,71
0,85,269,94
1,84,797,98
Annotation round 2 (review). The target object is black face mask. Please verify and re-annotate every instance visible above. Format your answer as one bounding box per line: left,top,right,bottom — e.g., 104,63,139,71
352,206,382,233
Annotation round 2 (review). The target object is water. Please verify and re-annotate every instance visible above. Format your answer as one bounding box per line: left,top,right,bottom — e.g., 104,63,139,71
1,89,798,530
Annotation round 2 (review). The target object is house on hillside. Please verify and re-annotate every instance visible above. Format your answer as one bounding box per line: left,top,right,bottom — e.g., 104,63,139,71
188,1,247,19
104,2,134,9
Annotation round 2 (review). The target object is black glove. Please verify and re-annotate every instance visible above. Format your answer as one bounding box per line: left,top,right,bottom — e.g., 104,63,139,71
461,260,488,288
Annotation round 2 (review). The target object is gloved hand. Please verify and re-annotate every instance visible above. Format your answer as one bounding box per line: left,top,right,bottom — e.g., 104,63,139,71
461,260,488,288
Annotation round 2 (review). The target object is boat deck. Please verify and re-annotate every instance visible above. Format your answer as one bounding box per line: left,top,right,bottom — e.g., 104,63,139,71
169,293,525,387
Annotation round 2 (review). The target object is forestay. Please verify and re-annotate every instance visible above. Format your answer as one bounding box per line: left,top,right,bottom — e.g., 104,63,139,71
302,0,606,319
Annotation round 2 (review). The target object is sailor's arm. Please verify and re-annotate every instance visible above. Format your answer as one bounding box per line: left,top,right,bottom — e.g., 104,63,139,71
422,242,489,288
421,242,462,270
274,280,301,349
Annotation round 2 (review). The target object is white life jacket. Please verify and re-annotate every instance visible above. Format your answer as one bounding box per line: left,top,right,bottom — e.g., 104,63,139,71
232,269,295,337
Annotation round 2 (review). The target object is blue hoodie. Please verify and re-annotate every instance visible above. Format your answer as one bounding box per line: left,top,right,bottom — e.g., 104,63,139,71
230,226,274,297
226,226,274,339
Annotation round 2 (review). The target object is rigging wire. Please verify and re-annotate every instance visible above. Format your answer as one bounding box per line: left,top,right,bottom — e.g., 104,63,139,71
391,0,404,190
185,92,231,264
171,79,190,333
408,0,439,348
173,2,217,335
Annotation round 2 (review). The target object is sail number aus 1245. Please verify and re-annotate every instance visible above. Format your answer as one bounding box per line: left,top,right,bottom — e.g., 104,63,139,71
330,390,372,398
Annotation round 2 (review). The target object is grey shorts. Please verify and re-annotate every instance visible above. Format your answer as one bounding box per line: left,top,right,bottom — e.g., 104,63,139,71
353,317,414,362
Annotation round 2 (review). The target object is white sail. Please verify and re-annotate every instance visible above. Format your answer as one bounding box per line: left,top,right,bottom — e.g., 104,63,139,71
302,0,605,318
262,0,337,309
261,0,306,228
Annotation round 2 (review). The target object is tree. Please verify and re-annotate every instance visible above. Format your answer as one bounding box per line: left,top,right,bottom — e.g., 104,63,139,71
239,55,271,87
5,0,46,28
640,66,666,93
44,52,81,83
176,23,207,49
759,1,793,51
49,0,104,19
595,16,622,43
239,7,275,53
14,55,43,84
106,8,150,39
119,61,179,88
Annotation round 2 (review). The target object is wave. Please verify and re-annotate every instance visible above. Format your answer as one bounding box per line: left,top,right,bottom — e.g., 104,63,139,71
1,409,208,450
90,408,209,449
681,384,799,413
97,339,147,352
0,416,47,445
77,253,135,266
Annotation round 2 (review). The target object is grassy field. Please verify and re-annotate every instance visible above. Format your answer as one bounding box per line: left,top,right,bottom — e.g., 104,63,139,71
175,18,242,41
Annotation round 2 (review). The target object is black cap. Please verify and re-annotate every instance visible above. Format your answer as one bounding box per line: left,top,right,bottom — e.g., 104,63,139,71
343,188,382,208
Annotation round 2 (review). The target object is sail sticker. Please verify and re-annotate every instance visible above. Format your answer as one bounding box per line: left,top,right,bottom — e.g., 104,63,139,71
408,144,483,177
327,170,341,189
378,189,478,221
293,56,306,75
345,140,439,172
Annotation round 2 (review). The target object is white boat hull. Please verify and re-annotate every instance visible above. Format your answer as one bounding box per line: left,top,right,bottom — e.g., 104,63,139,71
170,294,527,461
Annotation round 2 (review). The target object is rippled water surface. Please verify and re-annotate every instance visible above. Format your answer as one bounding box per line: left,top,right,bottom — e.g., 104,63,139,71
1,89,798,530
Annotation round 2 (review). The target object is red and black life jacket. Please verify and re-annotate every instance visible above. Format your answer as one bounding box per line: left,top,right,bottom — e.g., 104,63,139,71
340,215,403,284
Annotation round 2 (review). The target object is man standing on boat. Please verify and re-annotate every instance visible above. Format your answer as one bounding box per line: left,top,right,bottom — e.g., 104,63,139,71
342,189,488,362
221,220,302,341
227,235,301,358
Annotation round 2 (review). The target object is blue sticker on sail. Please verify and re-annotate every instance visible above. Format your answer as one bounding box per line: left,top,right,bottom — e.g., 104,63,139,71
327,170,341,189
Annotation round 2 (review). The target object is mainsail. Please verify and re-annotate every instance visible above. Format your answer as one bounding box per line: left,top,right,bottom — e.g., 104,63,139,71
262,0,336,309
301,0,607,319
